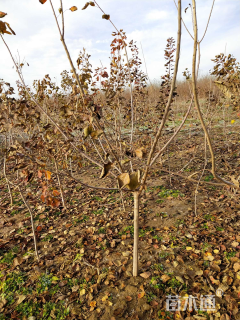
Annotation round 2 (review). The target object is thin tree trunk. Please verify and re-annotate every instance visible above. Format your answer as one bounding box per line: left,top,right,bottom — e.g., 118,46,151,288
133,191,139,276
4,136,13,206
54,158,66,209
18,187,40,262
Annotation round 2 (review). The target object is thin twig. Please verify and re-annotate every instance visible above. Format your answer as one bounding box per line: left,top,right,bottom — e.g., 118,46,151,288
140,0,182,192
199,0,215,43
191,0,235,188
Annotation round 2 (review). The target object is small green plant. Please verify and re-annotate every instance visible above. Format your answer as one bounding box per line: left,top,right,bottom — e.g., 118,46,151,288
167,277,182,289
158,310,174,319
92,196,103,201
146,291,157,302
119,225,134,236
109,189,119,194
150,276,165,290
93,208,104,215
42,234,53,242
80,215,89,222
157,186,184,199
16,300,41,318
224,251,236,260
41,301,70,320
10,209,20,216
202,242,211,252
156,212,168,218
102,267,109,273
197,310,210,319
216,226,223,231
203,261,209,267
0,271,29,305
152,235,163,242
36,273,57,293
204,214,214,221
73,253,83,262
159,251,170,259
204,174,214,181
175,219,184,227
151,263,164,271
0,247,18,265
98,227,105,234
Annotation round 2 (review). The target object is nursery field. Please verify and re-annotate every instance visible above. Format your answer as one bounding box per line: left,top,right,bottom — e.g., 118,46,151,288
1,105,240,319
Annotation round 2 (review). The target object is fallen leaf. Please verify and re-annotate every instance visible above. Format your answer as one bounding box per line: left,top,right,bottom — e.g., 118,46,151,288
13,257,23,268
233,262,240,272
175,276,184,284
16,295,26,305
44,170,52,180
102,295,108,302
135,147,146,159
91,130,104,139
161,274,170,283
80,289,86,296
138,291,145,299
72,285,79,292
231,241,239,248
36,225,42,232
83,125,93,138
140,272,151,279
89,300,96,311
126,296,132,301
52,190,60,196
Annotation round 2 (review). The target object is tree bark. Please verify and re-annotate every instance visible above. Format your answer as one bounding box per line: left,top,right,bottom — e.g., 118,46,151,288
133,191,139,276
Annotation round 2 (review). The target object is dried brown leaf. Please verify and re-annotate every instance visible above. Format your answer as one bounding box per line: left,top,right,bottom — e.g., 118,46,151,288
0,12,7,18
100,162,113,179
82,2,90,10
70,6,78,12
102,14,110,20
140,271,151,279
117,172,130,189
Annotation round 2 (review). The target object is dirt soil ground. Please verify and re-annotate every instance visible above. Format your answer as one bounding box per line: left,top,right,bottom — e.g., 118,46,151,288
0,126,240,320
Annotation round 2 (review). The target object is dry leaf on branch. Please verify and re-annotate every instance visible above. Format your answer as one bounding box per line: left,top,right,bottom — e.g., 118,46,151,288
0,12,7,18
102,14,110,20
117,172,130,189
100,162,114,179
127,170,141,190
0,21,15,35
70,6,78,12
82,2,90,10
